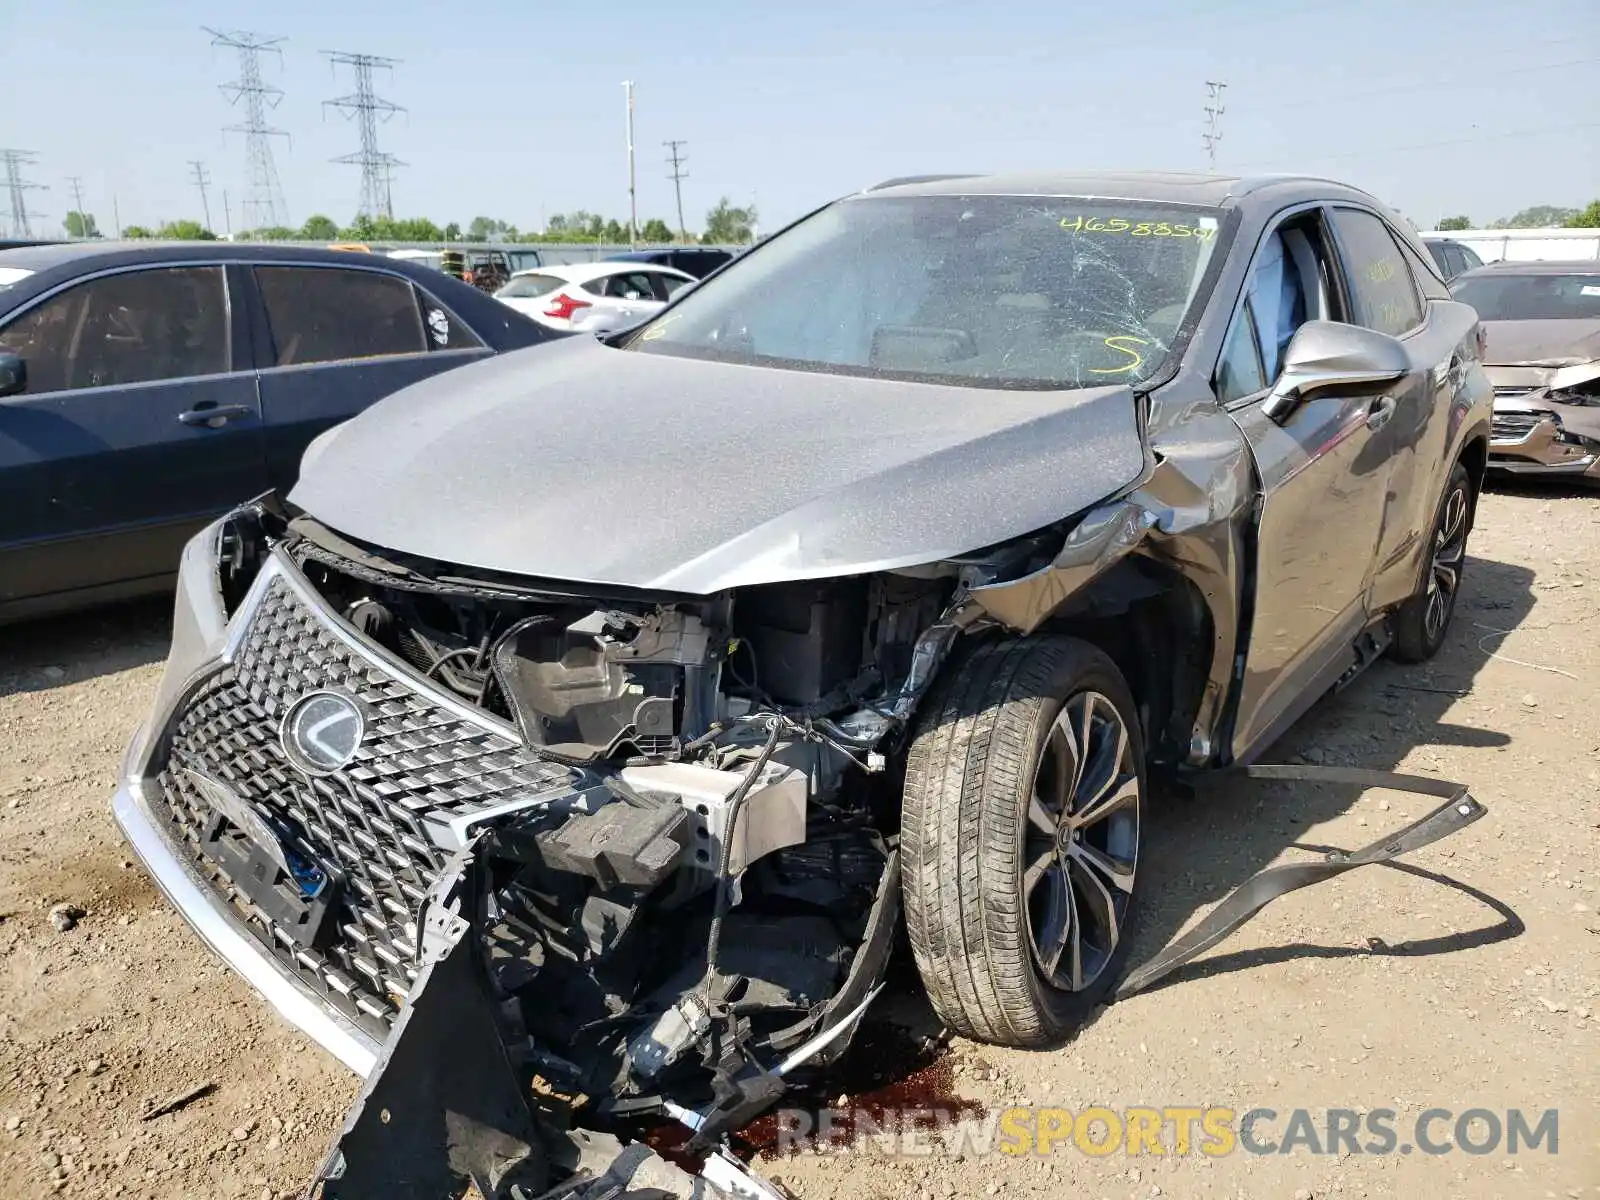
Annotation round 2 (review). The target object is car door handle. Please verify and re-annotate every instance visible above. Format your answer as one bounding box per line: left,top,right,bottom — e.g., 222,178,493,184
178,403,252,428
1365,396,1396,431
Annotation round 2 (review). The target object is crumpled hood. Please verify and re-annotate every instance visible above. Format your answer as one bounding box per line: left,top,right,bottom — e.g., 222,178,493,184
1482,318,1600,369
289,335,1148,594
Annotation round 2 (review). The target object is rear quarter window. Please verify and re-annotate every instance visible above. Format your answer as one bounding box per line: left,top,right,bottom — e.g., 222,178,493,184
418,292,483,351
498,273,564,299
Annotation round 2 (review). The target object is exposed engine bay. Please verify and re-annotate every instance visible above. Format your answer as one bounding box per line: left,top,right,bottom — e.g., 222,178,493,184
217,501,991,1198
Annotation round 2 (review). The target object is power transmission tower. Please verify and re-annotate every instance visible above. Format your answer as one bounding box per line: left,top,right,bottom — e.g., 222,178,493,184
188,161,214,232
64,175,88,237
664,139,689,242
2,150,47,239
1203,80,1227,171
206,28,291,231
323,50,405,220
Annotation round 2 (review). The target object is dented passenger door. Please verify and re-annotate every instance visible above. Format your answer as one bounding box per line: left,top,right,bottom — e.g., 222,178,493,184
1216,206,1411,762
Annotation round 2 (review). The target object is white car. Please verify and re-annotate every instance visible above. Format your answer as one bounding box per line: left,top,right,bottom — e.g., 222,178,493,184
493,262,697,333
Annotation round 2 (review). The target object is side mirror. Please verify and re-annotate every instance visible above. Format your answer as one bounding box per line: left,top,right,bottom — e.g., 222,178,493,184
0,351,25,399
1261,321,1409,423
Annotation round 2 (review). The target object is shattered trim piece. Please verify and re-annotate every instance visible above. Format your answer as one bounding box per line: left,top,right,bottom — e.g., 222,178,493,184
1114,765,1486,1000
307,846,795,1200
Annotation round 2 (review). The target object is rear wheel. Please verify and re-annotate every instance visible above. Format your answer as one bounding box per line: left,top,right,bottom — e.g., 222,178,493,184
1391,461,1472,663
901,636,1145,1047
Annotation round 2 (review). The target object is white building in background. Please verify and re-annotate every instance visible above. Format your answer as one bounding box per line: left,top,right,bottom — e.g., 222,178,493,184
1418,226,1600,263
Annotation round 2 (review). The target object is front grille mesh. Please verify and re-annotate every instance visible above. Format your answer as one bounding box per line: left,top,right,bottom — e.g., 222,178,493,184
150,568,578,1037
1492,411,1545,440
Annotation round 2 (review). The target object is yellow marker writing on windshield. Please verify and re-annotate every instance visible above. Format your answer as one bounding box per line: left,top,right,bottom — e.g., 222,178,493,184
639,313,682,341
1089,336,1149,375
1060,216,1214,238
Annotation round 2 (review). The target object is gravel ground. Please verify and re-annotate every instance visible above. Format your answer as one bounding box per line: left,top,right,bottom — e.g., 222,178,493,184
0,486,1596,1200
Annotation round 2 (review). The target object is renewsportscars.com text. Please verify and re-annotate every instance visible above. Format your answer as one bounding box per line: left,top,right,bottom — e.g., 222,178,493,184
771,1106,1560,1159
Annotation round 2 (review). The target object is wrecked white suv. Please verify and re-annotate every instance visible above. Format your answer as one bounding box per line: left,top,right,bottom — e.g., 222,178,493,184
113,171,1493,1198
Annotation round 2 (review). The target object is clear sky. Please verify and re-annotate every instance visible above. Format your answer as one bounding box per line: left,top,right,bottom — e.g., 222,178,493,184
3,0,1596,236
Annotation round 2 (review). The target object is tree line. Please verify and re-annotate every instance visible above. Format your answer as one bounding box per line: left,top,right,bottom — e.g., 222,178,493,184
60,198,759,245
1435,201,1600,231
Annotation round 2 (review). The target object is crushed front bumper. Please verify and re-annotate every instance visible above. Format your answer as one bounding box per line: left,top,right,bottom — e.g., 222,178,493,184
111,531,789,1198
1489,408,1600,479
112,775,384,1075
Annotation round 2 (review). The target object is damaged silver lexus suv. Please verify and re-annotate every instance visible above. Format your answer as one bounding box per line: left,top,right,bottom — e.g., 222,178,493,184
113,172,1493,1199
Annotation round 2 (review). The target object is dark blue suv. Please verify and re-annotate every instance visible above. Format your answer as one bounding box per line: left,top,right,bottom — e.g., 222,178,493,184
602,246,736,279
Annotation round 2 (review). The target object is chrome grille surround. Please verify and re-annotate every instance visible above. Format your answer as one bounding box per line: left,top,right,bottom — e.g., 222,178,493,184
1491,410,1547,441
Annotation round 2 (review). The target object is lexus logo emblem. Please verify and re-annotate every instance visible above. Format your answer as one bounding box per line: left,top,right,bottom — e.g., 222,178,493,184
281,691,366,776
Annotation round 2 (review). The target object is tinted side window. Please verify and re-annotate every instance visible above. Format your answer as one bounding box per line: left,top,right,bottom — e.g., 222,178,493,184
1459,245,1484,271
604,272,657,300
1331,210,1424,337
255,267,427,366
498,273,564,299
0,266,227,394
658,274,693,299
640,272,686,301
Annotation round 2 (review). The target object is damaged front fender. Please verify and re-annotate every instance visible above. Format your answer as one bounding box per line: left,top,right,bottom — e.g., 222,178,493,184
960,409,1254,767
962,498,1159,635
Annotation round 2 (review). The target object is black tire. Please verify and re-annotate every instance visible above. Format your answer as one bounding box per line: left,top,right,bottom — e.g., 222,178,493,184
901,636,1146,1048
1391,461,1473,663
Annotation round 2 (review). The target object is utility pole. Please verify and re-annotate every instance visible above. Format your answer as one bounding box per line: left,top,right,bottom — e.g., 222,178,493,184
188,160,214,232
64,175,88,238
206,28,292,230
222,189,233,238
323,50,406,220
622,80,637,248
1,150,47,239
1203,80,1227,172
112,192,122,238
664,139,688,242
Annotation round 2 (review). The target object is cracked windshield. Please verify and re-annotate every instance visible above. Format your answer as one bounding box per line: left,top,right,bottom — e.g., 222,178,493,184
632,196,1222,386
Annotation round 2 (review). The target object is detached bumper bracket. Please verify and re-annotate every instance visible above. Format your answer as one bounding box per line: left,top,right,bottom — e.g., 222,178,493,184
1114,765,1486,1000
309,856,548,1200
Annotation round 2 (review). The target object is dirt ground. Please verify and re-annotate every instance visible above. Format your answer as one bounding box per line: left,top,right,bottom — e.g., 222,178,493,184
1,485,1596,1200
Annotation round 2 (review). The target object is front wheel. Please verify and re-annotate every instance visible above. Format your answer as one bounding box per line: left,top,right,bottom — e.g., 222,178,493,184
1391,461,1473,663
901,636,1146,1048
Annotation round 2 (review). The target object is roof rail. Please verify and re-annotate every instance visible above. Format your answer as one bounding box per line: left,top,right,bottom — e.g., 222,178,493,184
862,173,983,192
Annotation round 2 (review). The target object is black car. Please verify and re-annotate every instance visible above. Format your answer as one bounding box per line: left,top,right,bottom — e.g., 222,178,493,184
0,241,554,622
602,246,736,278
1425,237,1484,281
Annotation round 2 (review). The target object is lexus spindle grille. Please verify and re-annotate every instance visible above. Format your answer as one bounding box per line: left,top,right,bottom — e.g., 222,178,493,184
148,568,578,1038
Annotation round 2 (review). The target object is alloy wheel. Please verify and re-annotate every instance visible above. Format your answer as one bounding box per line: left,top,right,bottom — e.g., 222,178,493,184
1023,690,1141,992
1424,483,1469,643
